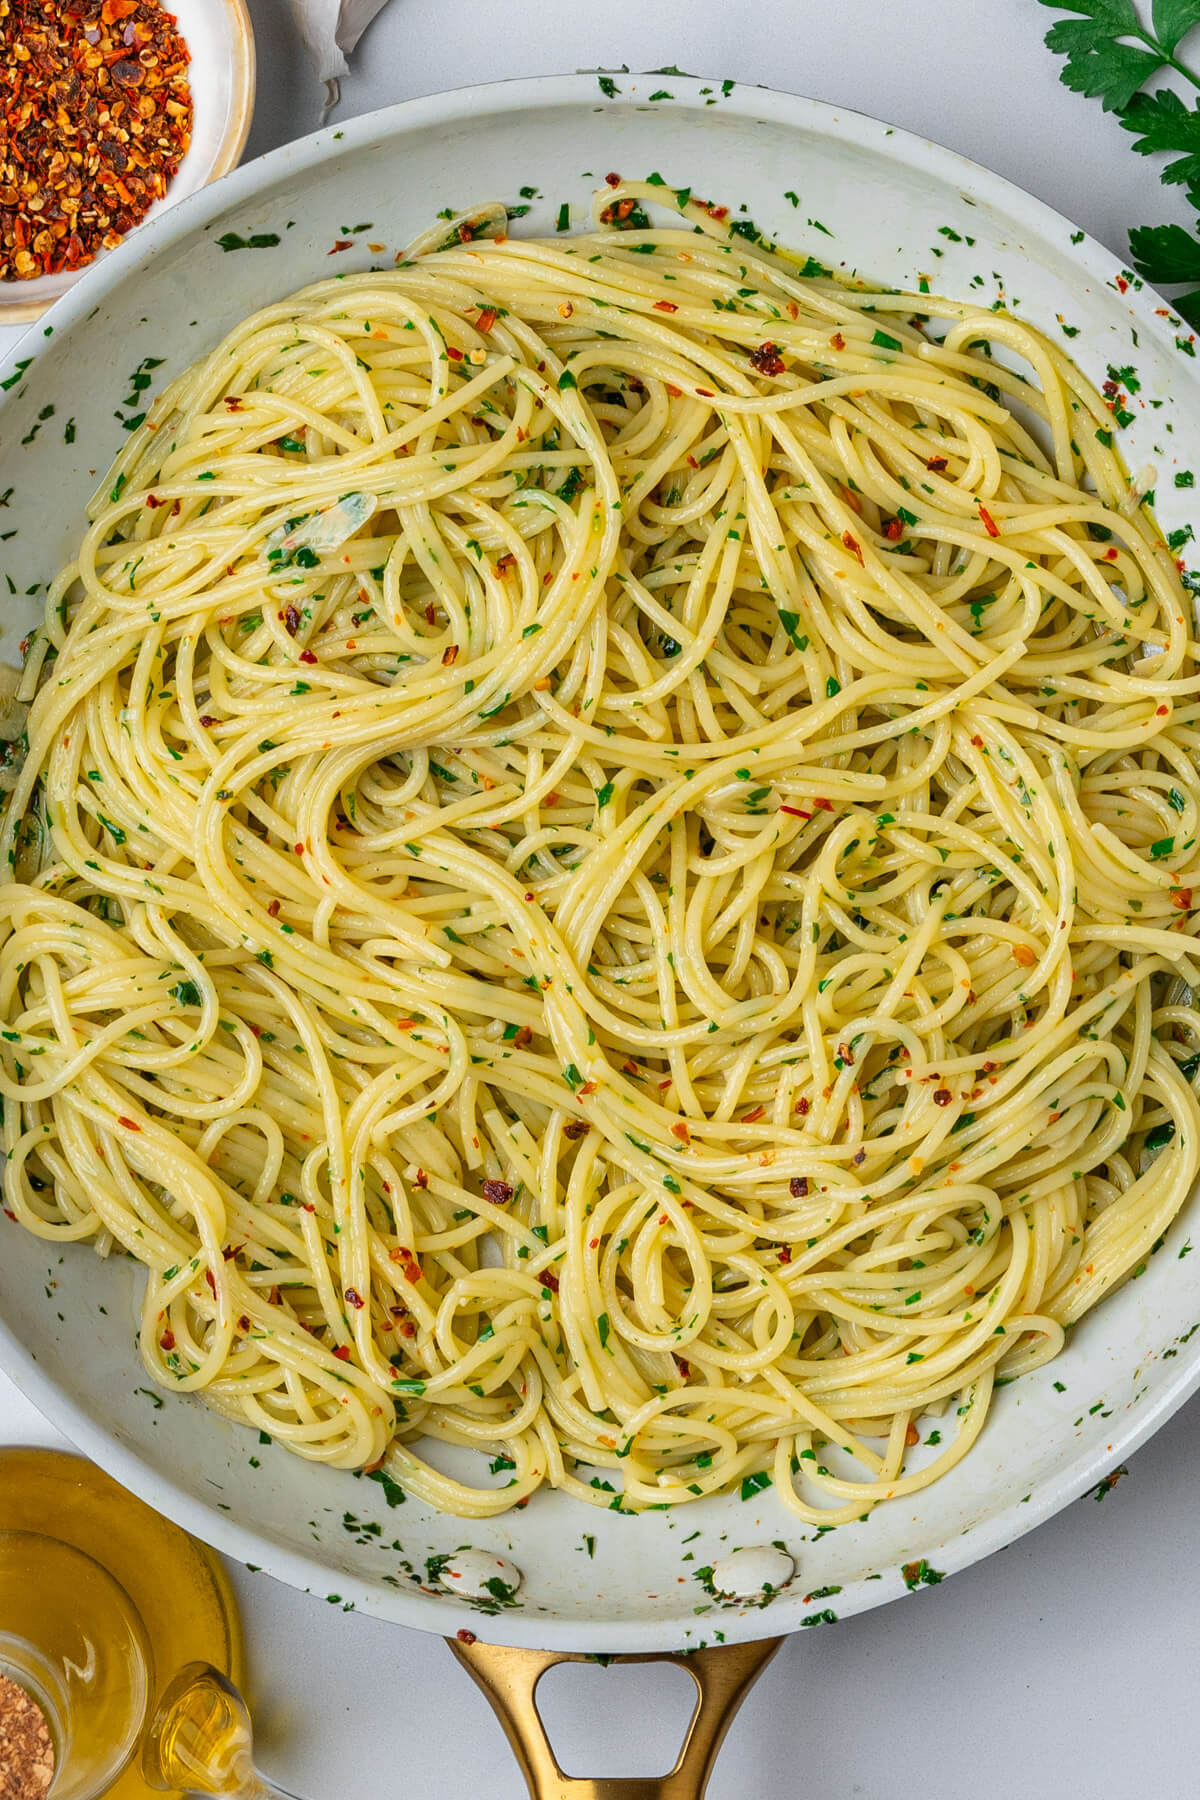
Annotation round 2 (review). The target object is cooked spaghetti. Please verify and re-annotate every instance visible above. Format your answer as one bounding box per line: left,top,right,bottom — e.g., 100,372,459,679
2,181,1198,1522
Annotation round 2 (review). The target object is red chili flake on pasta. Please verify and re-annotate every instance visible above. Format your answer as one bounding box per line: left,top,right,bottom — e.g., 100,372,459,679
118,1116,141,1130
749,341,786,376
390,1247,423,1283
830,331,846,350
345,1287,365,1309
332,1344,352,1361
926,455,948,472
842,530,863,563
1172,888,1193,911
538,1270,560,1293
671,1120,691,1143
604,171,621,187
884,517,904,540
933,1088,953,1106
742,1105,764,1123
653,299,678,312
778,1246,792,1264
446,346,463,361
283,604,301,635
160,1328,175,1350
795,1096,811,1115
299,649,318,665
1012,944,1037,967
779,804,808,818
789,1176,809,1197
482,1180,513,1204
475,307,497,333
978,504,1000,538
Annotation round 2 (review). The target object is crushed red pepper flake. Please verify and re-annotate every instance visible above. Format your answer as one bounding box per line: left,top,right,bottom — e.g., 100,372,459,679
1,0,193,282
749,340,785,376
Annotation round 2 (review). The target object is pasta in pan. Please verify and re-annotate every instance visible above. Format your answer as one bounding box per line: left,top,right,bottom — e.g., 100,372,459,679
2,181,1198,1520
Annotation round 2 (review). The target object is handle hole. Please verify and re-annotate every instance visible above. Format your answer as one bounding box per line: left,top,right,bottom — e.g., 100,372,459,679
532,1661,697,1778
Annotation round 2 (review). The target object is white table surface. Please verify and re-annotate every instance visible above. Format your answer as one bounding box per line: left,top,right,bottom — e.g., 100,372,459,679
3,3,1200,1794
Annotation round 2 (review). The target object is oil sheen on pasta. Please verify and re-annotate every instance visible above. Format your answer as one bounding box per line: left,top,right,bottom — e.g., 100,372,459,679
2,182,1198,1523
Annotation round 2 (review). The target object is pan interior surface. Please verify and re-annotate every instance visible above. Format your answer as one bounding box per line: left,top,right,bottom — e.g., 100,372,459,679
1,75,1199,1650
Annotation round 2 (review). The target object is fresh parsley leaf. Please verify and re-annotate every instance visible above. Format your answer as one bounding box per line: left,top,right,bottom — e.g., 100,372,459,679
1040,1,1164,112
1121,87,1200,187
1152,0,1200,58
366,1468,406,1507
1042,5,1200,322
1129,219,1200,281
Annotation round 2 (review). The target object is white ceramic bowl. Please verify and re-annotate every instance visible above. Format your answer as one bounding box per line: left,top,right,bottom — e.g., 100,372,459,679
0,0,255,324
1,75,1199,1653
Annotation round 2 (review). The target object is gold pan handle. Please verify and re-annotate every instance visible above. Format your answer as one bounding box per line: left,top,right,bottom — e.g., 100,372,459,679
446,1635,783,1800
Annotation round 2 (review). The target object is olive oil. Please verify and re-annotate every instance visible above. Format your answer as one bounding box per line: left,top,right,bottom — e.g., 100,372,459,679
0,1448,242,1800
141,1664,287,1800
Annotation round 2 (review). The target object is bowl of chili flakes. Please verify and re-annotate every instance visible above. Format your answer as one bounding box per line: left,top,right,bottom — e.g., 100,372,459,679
0,0,255,321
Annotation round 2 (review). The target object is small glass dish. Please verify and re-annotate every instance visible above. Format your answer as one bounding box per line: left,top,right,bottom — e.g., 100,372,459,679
0,1530,151,1800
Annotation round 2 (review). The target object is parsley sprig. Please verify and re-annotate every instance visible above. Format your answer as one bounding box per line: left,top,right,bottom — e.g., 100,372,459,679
1042,0,1200,323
